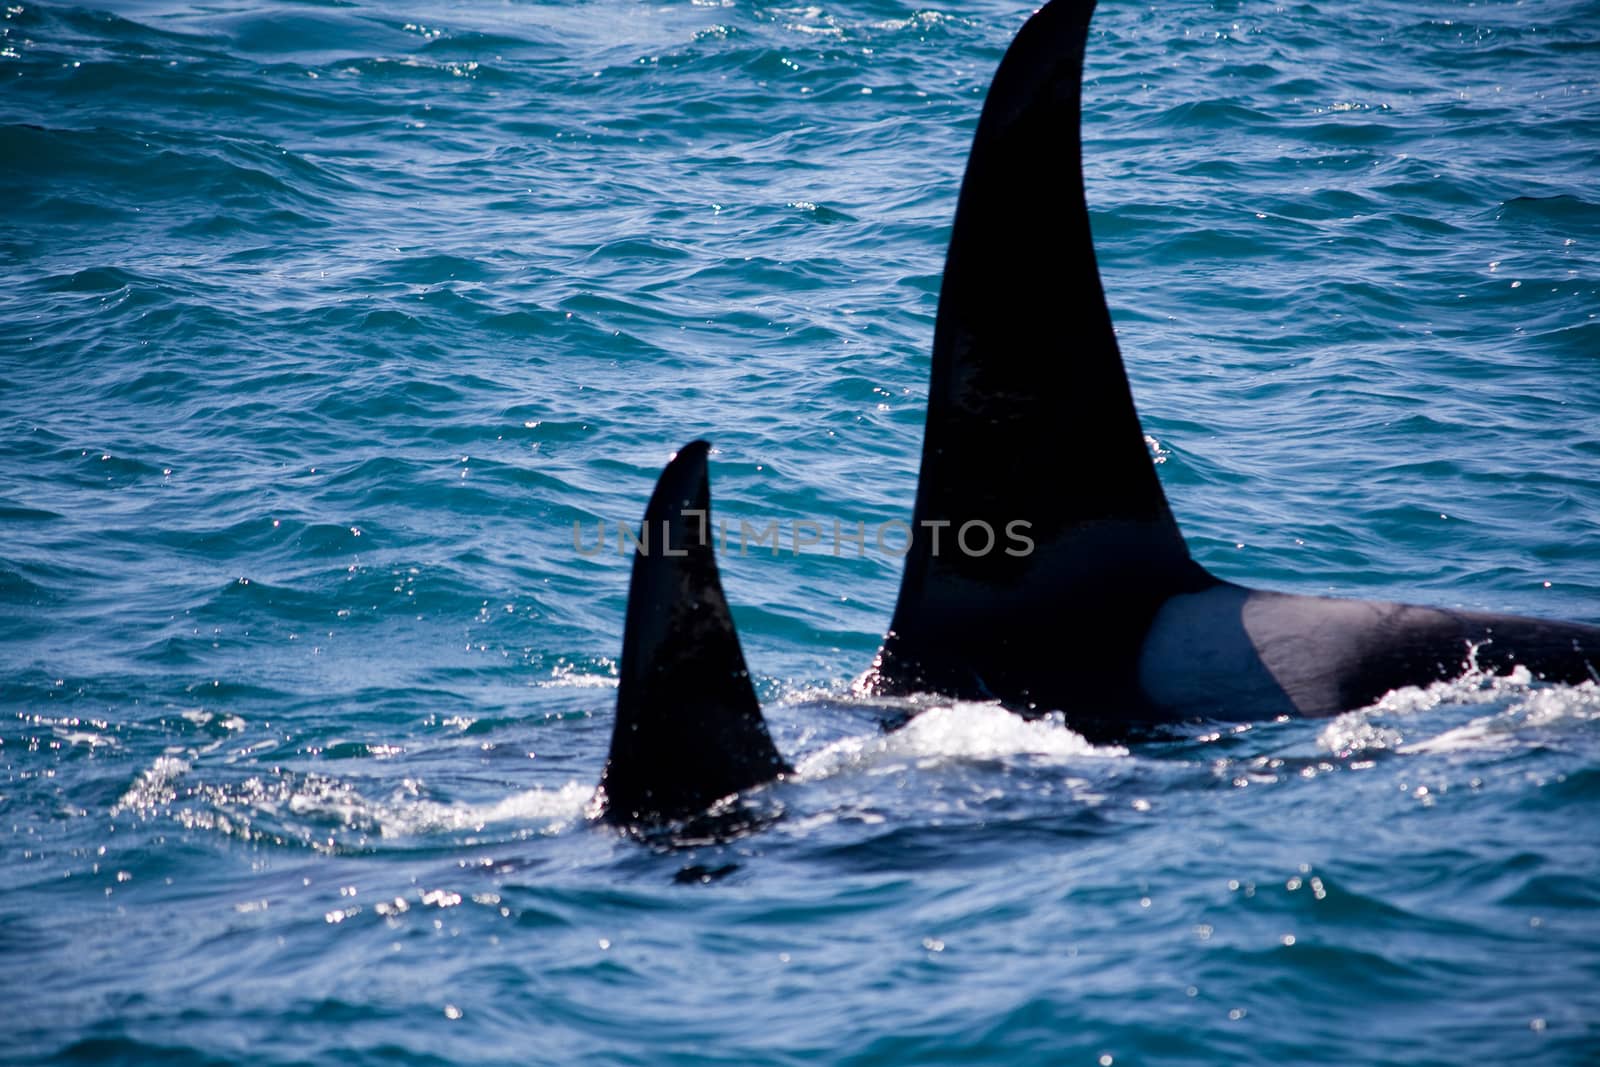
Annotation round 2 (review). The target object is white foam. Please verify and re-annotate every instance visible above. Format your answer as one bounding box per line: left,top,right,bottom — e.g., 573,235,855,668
1404,682,1600,754
1317,714,1406,758
794,701,1125,780
385,782,592,836
532,662,618,689
113,748,592,840
112,755,191,814
278,776,592,838
1319,666,1600,756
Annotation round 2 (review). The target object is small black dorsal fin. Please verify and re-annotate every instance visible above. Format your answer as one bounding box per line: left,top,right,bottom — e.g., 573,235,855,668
595,441,789,826
868,0,1213,704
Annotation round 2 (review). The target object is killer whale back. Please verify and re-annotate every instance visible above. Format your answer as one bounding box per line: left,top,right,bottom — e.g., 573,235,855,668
866,0,1599,720
595,441,789,826
868,0,1214,707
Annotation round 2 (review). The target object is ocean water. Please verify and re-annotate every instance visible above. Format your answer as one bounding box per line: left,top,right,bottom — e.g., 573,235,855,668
3,0,1599,1062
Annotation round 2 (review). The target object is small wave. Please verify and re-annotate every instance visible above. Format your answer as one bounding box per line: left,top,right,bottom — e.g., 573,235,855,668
35,265,146,294
1148,98,1278,132
336,55,497,82
61,448,169,488
417,30,540,57
869,10,974,38
1493,193,1600,230
0,566,54,605
786,200,856,223
379,252,499,286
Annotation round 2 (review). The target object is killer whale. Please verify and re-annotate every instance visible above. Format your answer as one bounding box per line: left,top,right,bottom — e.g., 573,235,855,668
591,441,789,827
592,0,1600,824
853,0,1600,723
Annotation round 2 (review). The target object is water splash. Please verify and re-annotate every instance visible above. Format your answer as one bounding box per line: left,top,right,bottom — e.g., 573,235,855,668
795,701,1126,779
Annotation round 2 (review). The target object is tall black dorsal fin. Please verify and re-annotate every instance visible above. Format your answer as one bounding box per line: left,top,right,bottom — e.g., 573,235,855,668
595,441,789,826
867,0,1213,706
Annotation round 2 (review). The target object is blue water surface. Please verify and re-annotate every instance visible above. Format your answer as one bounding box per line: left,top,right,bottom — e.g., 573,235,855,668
3,0,1599,1063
